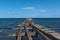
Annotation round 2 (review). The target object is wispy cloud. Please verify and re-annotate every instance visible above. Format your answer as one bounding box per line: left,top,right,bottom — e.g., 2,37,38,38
22,7,50,12
22,7,35,10
39,10,48,12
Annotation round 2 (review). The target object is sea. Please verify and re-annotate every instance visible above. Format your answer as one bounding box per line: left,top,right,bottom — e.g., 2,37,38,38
0,18,60,40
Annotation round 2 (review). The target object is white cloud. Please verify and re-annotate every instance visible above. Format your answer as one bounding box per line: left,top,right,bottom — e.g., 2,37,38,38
39,10,48,12
22,7,35,10
22,7,49,12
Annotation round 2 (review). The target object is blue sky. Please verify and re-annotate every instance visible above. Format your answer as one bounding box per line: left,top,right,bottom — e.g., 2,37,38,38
0,0,59,18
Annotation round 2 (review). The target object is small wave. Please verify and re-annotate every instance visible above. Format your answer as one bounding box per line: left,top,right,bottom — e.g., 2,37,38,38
0,30,2,32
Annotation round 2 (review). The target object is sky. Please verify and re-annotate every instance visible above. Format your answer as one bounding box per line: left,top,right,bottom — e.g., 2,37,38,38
0,0,60,18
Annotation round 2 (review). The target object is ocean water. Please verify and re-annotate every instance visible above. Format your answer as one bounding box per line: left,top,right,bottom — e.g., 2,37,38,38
0,18,60,40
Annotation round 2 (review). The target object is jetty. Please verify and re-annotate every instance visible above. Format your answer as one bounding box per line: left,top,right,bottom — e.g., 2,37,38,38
9,18,60,40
